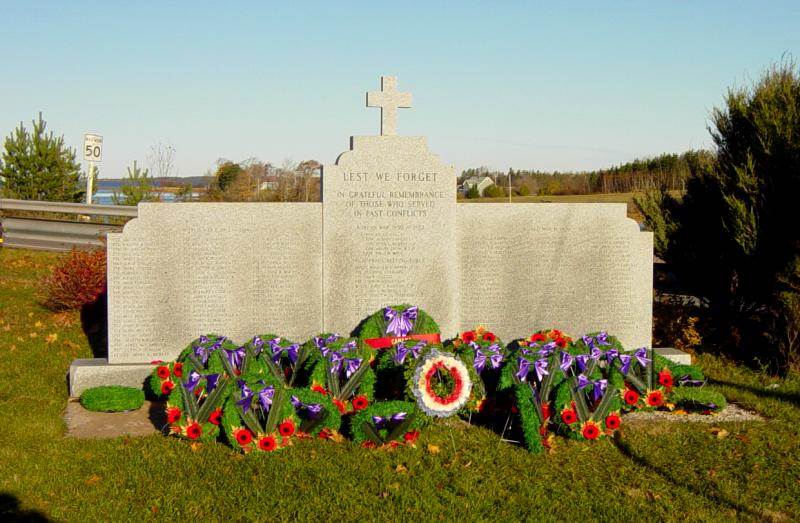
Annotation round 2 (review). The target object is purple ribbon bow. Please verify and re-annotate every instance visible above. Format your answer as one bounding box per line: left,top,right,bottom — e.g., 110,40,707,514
224,346,246,370
581,335,595,349
474,344,503,373
314,334,340,356
596,332,610,346
634,347,651,367
619,354,632,375
677,375,706,387
575,354,589,372
534,358,549,382
538,342,556,358
184,371,220,394
590,347,604,361
560,352,574,372
577,373,591,391
384,306,418,337
394,341,425,364
372,412,407,427
290,395,323,418
516,357,531,382
605,349,619,364
250,336,265,355
330,353,362,378
236,381,254,413
593,379,608,402
257,383,274,412
271,342,300,364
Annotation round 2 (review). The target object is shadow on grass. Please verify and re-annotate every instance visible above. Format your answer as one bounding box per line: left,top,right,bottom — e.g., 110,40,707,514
613,436,759,518
80,291,107,358
148,400,168,433
707,378,800,408
0,492,50,522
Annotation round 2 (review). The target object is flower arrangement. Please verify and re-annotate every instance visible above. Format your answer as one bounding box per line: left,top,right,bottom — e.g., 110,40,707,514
356,304,442,348
220,375,298,452
452,327,506,411
411,349,472,417
308,336,376,415
349,401,422,448
133,306,719,455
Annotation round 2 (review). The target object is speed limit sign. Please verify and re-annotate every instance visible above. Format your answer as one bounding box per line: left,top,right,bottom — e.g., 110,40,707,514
83,134,103,162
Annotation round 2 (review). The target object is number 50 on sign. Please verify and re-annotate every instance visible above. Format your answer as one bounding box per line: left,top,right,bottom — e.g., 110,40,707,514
83,134,103,162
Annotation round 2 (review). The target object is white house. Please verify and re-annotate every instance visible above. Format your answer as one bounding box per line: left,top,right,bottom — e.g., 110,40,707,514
461,176,495,196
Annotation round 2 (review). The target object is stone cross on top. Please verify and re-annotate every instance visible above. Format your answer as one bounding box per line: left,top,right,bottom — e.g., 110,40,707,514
366,76,412,136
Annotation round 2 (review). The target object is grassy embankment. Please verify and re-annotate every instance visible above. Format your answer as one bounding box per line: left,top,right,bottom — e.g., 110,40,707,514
0,248,798,521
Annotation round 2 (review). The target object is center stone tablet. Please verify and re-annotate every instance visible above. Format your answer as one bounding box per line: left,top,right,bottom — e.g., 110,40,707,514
322,135,458,336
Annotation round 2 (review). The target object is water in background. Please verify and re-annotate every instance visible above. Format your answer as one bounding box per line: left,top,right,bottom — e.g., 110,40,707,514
92,191,198,205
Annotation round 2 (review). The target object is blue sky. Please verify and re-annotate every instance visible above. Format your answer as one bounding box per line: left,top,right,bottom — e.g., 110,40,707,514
1,1,797,177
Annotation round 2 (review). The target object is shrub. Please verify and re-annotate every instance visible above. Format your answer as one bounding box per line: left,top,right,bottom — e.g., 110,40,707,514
483,184,505,198
80,386,144,412
40,248,106,311
465,184,480,199
638,61,800,372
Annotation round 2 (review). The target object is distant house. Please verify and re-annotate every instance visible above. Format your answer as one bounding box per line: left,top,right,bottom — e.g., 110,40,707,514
461,176,495,196
259,176,280,191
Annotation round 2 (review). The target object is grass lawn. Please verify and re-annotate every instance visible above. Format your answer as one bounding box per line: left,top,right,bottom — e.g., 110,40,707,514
1,248,799,521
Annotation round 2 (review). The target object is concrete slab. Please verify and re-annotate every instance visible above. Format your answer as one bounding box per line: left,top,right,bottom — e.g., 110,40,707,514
69,358,154,397
654,347,692,365
63,399,166,439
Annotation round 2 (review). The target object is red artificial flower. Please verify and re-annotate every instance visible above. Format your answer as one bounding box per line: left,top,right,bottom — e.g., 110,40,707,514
160,381,175,395
530,333,546,343
561,408,578,425
311,384,328,396
258,435,278,452
234,428,253,447
185,422,202,440
646,390,664,407
166,407,182,424
541,403,551,420
278,419,296,437
156,365,170,379
462,331,477,343
172,362,183,378
555,337,567,348
388,440,400,449
208,407,222,426
658,369,673,389
361,441,376,449
332,398,347,414
605,413,621,430
482,332,497,343
550,329,563,340
581,421,600,440
352,395,369,411
403,430,420,443
318,428,334,440
623,389,640,406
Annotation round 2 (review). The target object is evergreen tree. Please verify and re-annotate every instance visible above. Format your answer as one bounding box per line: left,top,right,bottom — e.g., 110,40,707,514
112,161,156,206
0,112,84,201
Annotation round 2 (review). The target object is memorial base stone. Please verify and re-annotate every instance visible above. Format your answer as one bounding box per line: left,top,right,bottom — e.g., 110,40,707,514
68,359,154,397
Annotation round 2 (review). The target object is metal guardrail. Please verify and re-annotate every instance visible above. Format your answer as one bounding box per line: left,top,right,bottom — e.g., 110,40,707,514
0,199,137,252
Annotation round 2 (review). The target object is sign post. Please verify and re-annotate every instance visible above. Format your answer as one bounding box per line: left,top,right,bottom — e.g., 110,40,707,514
83,134,103,205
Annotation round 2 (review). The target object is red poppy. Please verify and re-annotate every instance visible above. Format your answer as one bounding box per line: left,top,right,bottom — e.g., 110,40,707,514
208,407,222,426
555,337,567,348
403,430,420,443
623,389,640,406
185,422,202,440
482,332,497,343
166,407,182,424
332,398,347,414
258,435,277,452
311,384,328,396
530,333,546,343
550,329,563,340
172,362,183,378
361,441,376,449
658,369,673,389
234,428,253,446
318,428,334,440
605,413,621,430
352,395,369,411
647,390,664,407
278,419,296,437
561,408,578,425
388,440,400,449
462,331,477,343
582,421,600,440
541,403,551,420
160,381,174,395
156,365,170,379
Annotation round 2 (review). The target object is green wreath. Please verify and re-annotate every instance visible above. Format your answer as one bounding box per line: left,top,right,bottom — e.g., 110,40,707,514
350,400,423,447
